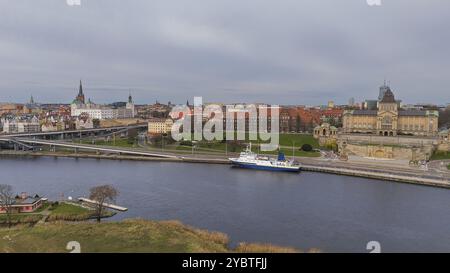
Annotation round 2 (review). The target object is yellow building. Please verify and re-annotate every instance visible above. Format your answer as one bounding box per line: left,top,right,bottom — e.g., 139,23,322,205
148,118,174,135
343,86,438,137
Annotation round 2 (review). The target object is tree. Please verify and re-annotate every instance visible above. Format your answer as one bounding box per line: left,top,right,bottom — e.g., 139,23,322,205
296,114,301,132
0,184,15,228
301,144,313,152
439,108,450,129
89,185,118,222
127,128,138,144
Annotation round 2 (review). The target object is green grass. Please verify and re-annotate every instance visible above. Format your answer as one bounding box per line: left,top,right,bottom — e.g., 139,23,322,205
47,202,107,222
33,202,50,213
81,138,137,148
0,214,42,225
175,134,319,155
447,164,450,170
80,134,320,157
0,219,305,253
278,133,319,148
51,203,91,215
430,151,450,160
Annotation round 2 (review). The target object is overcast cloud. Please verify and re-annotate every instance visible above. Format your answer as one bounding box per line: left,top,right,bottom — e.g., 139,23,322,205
0,0,449,105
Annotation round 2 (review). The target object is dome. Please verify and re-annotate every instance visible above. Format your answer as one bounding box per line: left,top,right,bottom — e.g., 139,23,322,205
381,87,395,103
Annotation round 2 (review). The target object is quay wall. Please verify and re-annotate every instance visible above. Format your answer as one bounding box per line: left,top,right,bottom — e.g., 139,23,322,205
1,150,448,189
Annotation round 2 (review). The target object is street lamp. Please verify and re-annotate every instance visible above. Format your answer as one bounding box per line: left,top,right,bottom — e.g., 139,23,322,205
292,141,295,161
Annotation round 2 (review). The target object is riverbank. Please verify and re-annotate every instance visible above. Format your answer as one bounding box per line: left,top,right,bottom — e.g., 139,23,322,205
0,201,115,227
0,218,306,253
1,150,449,189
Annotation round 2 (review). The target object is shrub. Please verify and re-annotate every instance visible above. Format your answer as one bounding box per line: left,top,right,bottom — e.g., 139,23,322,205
235,242,299,253
301,144,313,152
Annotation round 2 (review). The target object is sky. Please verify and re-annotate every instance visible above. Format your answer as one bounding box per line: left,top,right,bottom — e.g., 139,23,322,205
0,0,449,105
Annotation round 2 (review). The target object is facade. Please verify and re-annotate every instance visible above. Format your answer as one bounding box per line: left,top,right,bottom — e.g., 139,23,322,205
313,123,338,138
343,85,439,137
75,113,94,130
148,118,174,135
1,116,40,133
280,107,342,133
313,123,338,146
70,81,135,120
438,129,450,151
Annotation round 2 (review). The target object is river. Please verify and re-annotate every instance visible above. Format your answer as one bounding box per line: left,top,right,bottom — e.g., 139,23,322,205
1,156,449,252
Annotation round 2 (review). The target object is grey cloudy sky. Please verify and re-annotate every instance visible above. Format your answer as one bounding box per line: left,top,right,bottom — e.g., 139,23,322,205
0,0,449,105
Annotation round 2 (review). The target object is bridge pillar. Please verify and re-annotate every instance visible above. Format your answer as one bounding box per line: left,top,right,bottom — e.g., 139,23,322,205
74,147,78,154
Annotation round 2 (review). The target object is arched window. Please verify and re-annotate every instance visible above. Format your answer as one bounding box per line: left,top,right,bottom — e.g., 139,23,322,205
381,116,392,130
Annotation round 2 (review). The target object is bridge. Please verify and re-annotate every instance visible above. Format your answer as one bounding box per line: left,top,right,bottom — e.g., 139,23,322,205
0,137,178,159
0,123,148,139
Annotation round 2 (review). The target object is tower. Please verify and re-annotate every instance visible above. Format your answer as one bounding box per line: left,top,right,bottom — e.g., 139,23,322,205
378,80,389,101
76,80,85,104
126,92,135,117
377,86,398,136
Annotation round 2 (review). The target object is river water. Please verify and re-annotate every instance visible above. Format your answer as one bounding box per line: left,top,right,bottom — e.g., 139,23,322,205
1,156,449,252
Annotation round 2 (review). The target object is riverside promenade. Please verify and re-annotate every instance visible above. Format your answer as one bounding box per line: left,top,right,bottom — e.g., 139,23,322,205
1,146,449,189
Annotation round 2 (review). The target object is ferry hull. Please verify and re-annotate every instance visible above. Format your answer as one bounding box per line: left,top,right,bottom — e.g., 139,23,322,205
230,161,301,172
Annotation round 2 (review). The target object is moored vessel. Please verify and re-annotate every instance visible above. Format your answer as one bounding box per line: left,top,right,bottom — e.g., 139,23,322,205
228,143,301,172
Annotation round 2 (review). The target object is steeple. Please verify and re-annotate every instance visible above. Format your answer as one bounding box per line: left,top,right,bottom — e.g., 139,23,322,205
75,80,85,104
78,80,83,96
128,92,133,104
29,94,35,104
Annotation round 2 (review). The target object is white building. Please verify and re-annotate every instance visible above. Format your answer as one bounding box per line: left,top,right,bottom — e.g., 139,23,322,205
1,116,40,133
70,81,135,120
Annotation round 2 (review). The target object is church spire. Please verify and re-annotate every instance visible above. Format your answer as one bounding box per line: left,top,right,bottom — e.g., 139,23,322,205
30,94,34,104
128,92,133,104
78,80,83,96
75,79,85,104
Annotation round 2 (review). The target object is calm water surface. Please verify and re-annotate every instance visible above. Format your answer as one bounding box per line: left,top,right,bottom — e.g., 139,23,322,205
1,156,449,252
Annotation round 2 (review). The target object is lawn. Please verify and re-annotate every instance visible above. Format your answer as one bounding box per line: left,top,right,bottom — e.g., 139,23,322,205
81,134,321,157
430,151,450,160
174,133,319,155
47,202,114,221
81,138,137,148
447,164,450,170
278,133,319,148
0,219,303,253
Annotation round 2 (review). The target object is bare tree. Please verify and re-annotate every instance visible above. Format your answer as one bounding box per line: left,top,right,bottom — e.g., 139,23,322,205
0,184,15,228
89,185,118,222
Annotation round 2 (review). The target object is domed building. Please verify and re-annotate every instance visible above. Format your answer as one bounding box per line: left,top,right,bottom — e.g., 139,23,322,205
338,84,441,162
342,84,439,137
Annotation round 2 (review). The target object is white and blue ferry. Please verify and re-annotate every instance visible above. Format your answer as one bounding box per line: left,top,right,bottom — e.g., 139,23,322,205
229,144,301,172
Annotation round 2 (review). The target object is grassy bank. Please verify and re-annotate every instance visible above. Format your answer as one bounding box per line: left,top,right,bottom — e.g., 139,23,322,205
47,202,115,222
81,133,320,157
0,219,306,253
431,151,450,160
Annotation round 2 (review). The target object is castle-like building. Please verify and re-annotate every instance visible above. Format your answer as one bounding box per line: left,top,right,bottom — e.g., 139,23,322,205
342,84,439,137
70,81,135,120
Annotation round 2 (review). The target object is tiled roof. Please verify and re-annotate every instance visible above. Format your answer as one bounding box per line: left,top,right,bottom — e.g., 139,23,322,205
351,110,378,116
398,110,427,116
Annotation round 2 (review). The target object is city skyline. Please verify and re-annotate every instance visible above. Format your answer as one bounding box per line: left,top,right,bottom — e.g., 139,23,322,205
1,1,450,105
